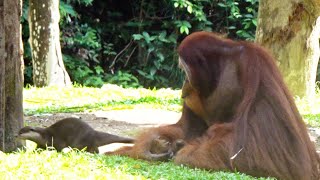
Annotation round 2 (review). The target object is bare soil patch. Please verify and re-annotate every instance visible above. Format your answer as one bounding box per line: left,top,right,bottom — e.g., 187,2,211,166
25,109,180,135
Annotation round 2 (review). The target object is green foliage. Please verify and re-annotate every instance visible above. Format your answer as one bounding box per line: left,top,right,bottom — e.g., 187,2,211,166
63,55,105,87
22,0,259,88
132,31,181,87
59,1,78,22
173,0,212,34
112,0,215,88
216,0,258,40
106,71,141,88
174,20,192,34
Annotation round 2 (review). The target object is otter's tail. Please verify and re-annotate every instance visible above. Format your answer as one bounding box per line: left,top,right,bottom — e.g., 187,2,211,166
95,131,134,146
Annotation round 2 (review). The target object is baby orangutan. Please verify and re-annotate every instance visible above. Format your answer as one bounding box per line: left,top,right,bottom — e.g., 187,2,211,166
106,126,185,161
150,136,185,157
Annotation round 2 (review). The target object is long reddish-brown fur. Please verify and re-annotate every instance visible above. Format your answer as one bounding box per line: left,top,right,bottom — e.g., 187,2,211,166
107,31,320,179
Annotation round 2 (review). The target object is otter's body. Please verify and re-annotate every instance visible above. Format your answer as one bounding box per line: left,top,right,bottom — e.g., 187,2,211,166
18,117,134,153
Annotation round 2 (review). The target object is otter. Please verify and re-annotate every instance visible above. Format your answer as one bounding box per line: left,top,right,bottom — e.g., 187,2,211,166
17,117,134,153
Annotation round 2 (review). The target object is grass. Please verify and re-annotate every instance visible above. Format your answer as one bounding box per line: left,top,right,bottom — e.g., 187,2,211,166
23,84,182,115
7,83,319,179
294,95,320,127
0,147,274,180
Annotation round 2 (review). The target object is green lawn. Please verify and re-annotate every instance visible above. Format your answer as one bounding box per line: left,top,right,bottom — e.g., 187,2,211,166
23,84,182,115
3,84,318,179
0,147,274,180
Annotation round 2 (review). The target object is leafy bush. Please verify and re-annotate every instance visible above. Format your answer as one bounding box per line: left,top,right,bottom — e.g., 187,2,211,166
131,31,180,87
63,54,105,87
21,0,258,88
106,71,141,88
216,0,258,40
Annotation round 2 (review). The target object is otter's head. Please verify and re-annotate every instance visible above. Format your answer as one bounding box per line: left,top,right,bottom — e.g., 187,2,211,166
16,126,48,147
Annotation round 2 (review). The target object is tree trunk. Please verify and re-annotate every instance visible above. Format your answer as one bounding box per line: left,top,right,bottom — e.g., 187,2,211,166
255,1,320,100
29,0,71,87
0,0,24,152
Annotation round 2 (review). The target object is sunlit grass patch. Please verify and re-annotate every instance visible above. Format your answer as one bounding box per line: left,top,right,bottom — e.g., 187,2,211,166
0,148,273,180
0,150,147,180
24,84,182,115
295,93,320,127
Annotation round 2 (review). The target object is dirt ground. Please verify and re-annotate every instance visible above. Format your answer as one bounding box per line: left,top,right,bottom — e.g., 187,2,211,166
25,109,181,135
24,109,320,153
